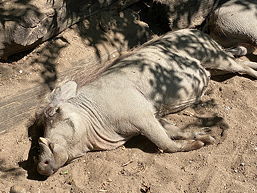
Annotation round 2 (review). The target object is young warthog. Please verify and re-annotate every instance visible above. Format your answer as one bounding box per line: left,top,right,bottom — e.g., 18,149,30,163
36,29,257,176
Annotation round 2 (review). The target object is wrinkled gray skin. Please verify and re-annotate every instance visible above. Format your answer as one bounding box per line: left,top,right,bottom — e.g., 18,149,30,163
37,29,257,176
209,0,257,56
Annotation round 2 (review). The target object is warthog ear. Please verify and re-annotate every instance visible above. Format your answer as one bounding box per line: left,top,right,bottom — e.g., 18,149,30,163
45,81,78,117
50,81,77,105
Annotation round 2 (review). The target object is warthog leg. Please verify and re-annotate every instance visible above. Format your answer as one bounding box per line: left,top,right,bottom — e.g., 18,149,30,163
204,56,257,79
235,60,257,70
225,43,256,57
133,113,213,153
159,118,215,144
225,60,257,78
225,46,247,57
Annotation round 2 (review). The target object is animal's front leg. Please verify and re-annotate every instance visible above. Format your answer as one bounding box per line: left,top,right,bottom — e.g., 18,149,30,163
133,113,210,153
159,118,215,145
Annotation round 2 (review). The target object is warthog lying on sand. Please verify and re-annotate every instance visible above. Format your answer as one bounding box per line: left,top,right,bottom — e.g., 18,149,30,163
36,29,257,176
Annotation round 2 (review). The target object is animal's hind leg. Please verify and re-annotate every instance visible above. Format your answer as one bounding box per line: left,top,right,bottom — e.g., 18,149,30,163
225,60,257,78
235,59,257,70
132,113,211,153
225,44,255,57
225,46,248,57
159,118,215,144
206,56,257,79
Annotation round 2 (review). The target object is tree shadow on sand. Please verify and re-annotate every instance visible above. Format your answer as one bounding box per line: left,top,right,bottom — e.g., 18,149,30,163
0,160,23,179
18,114,48,181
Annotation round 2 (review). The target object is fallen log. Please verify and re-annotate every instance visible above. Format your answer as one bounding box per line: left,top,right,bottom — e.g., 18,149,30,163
0,0,140,60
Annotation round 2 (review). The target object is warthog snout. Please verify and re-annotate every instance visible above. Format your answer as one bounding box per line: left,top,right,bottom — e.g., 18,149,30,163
37,137,69,176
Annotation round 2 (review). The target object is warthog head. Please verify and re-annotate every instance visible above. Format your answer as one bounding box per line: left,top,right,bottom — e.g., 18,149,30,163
36,81,78,176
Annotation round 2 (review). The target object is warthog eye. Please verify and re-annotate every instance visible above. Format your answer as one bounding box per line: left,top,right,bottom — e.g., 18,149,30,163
64,118,75,129
56,108,60,113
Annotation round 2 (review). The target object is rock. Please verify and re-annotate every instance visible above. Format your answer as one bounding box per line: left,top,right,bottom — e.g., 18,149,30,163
10,185,26,193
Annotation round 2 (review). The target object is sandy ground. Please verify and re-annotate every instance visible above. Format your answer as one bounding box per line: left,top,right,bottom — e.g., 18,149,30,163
0,8,257,193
